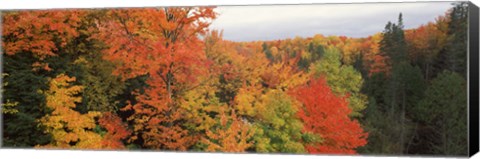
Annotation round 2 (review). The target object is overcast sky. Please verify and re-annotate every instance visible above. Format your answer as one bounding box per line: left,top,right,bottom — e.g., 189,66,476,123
209,2,454,42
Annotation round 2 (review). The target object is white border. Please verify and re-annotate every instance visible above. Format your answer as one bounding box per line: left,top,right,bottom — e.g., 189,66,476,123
0,149,462,159
0,0,478,159
0,0,470,10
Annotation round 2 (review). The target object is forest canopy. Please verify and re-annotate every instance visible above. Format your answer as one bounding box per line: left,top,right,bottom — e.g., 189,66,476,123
1,2,468,156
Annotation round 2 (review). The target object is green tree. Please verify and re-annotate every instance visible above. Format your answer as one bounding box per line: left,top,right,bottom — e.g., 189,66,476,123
386,62,426,153
1,73,19,114
433,2,468,77
362,13,426,154
2,52,52,147
359,73,397,154
415,71,467,155
380,13,407,64
381,14,408,154
311,47,368,117
297,42,325,71
54,11,126,112
252,90,308,153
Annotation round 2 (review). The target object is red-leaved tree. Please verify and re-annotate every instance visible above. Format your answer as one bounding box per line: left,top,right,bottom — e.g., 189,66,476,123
289,78,368,154
98,112,131,149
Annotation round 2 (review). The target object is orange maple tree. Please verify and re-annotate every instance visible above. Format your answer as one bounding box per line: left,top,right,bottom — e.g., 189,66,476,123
404,21,447,79
360,33,389,76
2,10,85,70
98,112,131,149
2,10,84,57
96,7,217,150
289,78,368,154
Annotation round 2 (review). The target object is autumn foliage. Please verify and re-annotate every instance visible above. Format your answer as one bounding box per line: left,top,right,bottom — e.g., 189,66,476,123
95,7,217,150
289,78,368,154
2,3,467,156
98,112,131,149
2,11,84,58
201,109,254,152
38,74,102,149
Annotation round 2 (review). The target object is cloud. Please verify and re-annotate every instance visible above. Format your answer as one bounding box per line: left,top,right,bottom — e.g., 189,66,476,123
209,2,453,41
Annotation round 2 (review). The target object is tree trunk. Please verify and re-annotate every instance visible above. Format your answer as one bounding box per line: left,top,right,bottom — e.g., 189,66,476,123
425,62,430,81
399,87,406,153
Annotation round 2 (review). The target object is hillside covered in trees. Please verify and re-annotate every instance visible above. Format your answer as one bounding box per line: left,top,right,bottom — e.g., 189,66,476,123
1,2,468,156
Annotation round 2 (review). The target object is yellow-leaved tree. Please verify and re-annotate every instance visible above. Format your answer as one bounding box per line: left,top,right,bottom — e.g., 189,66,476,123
37,74,102,149
201,108,255,152
1,73,19,114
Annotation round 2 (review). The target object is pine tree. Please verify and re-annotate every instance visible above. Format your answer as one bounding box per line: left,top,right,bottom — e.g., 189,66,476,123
2,52,52,147
415,71,467,155
363,13,427,154
433,2,468,77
